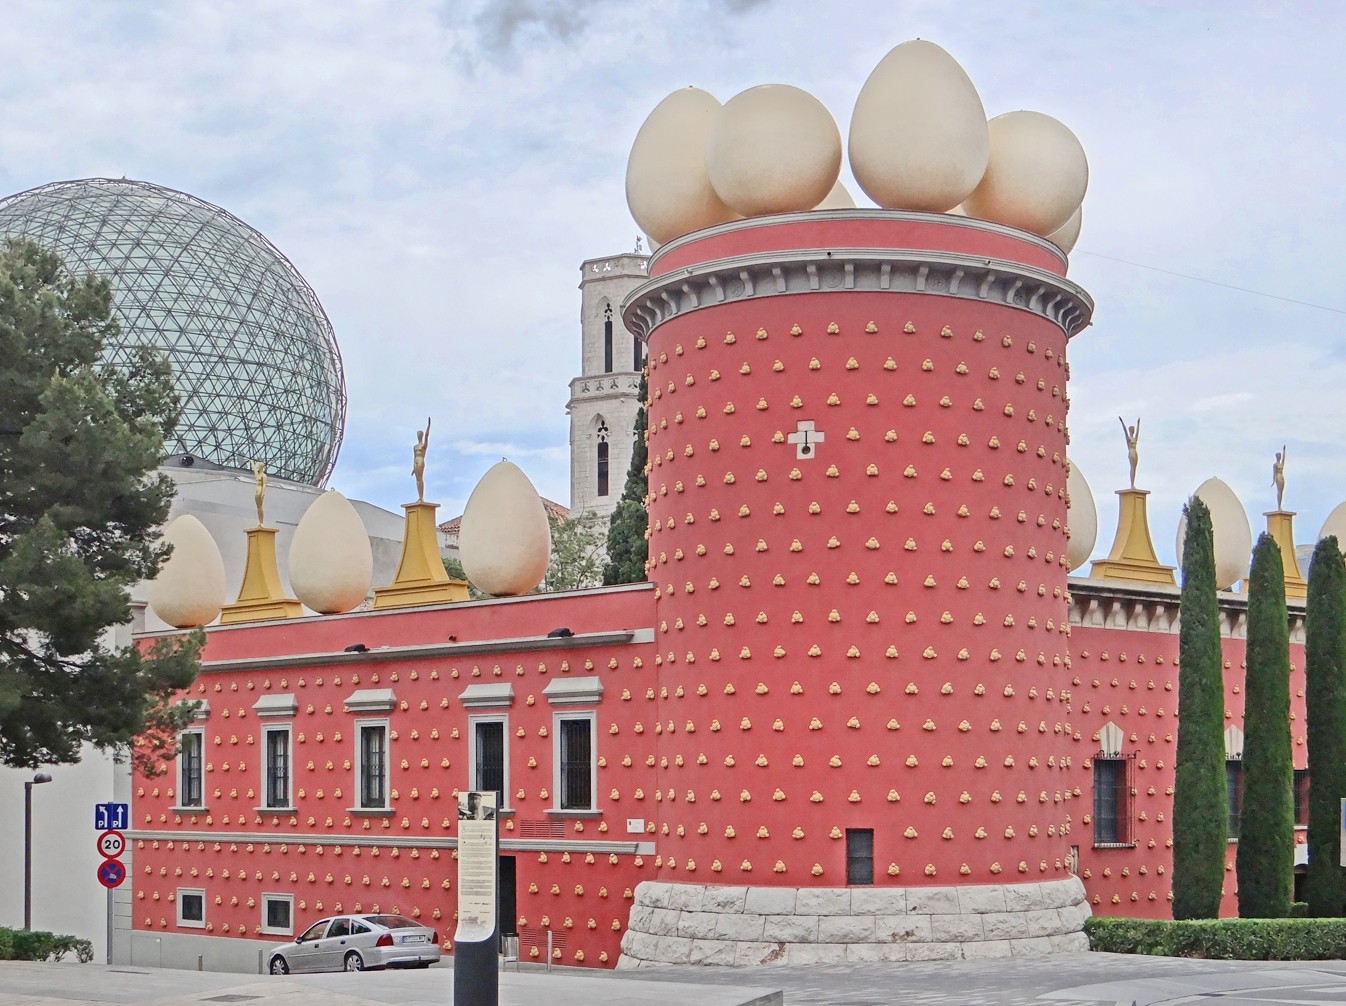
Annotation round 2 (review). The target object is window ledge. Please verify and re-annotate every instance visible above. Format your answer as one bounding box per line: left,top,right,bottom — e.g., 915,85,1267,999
348,807,395,816
545,809,602,818
171,806,208,814
177,921,206,930
1091,842,1137,850
256,807,297,814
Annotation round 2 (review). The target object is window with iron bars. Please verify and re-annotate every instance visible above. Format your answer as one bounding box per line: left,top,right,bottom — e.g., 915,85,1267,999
557,715,594,811
1092,752,1136,847
474,719,506,806
1226,759,1244,841
178,729,204,808
1294,767,1310,828
358,723,388,809
264,726,290,808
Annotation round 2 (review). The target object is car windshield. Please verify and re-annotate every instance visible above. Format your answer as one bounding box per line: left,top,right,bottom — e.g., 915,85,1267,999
364,914,420,929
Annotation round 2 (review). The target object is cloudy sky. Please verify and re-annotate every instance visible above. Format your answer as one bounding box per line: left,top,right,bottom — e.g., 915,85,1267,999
1,0,1342,569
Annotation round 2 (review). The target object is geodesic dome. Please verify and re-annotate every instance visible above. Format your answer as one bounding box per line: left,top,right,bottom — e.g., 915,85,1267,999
0,178,346,485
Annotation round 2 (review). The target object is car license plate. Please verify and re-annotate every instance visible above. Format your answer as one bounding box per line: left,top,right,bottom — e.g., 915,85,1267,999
403,935,426,943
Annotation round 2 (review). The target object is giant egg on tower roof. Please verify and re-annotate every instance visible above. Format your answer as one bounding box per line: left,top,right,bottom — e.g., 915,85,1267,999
1175,478,1252,591
0,178,345,485
458,461,552,598
626,88,737,246
848,40,990,212
961,111,1088,236
704,84,841,217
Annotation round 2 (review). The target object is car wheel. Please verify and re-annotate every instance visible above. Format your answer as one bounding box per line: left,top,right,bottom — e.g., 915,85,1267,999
344,951,365,972
269,956,289,975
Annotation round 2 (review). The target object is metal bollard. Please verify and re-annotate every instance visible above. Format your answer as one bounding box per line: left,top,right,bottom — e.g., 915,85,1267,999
546,931,553,973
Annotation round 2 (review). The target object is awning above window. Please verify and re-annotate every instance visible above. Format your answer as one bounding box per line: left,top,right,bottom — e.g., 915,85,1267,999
459,683,515,710
253,693,297,718
343,688,397,713
541,677,604,706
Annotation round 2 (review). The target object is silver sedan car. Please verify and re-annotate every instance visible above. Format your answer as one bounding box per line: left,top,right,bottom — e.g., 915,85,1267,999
267,914,441,974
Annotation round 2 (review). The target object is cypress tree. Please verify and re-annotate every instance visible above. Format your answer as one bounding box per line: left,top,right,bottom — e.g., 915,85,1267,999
603,373,648,585
1172,496,1230,919
1237,532,1295,918
1305,536,1346,916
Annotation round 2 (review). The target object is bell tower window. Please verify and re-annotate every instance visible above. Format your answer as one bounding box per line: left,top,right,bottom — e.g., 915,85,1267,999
603,304,613,374
596,420,610,497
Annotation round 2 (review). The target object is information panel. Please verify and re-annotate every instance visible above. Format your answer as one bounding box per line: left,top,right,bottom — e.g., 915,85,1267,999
455,791,498,943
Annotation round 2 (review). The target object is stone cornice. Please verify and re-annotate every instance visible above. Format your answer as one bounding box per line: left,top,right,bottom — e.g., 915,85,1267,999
196,629,647,674
624,244,1094,341
127,828,654,855
1067,576,1306,643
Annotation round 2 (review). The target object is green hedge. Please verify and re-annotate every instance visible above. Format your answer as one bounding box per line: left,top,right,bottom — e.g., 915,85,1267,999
1085,915,1346,960
0,927,94,963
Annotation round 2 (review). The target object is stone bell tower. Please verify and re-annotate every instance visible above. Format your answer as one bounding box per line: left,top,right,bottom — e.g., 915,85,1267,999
618,210,1096,965
567,251,648,521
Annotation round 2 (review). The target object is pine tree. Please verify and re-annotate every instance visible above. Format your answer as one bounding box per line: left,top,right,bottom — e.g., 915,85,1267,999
603,373,648,585
1304,535,1346,916
1237,531,1295,917
0,238,201,773
1172,496,1230,919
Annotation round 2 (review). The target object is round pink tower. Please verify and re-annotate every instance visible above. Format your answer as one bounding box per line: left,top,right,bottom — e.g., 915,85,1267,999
618,211,1095,966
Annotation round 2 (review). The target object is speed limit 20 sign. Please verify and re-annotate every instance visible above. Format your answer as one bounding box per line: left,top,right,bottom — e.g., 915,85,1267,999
97,830,126,859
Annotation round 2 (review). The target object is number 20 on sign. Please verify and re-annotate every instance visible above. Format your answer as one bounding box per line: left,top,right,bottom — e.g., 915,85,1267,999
97,830,125,859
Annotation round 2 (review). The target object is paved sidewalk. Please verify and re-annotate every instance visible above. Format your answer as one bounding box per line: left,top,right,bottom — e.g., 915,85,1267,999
4,953,1346,1006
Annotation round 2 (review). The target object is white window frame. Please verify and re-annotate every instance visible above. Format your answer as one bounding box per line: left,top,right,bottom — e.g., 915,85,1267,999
177,887,206,928
260,892,294,936
176,727,205,810
261,724,293,811
468,714,509,811
353,718,390,812
552,711,598,813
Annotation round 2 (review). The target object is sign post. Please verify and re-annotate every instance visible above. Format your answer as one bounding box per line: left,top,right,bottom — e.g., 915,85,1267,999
454,791,499,1006
96,809,128,963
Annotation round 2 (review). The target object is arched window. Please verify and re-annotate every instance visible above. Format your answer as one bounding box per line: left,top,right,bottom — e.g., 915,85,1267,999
596,419,610,497
633,333,643,372
603,304,613,374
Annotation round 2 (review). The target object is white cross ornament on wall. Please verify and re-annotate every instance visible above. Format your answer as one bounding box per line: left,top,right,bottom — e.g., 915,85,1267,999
787,420,825,460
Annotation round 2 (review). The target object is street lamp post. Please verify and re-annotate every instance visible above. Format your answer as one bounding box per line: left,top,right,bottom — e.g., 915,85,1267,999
23,772,52,930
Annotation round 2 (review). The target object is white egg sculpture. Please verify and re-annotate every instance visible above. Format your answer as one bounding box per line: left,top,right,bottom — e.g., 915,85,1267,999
1046,204,1083,254
1065,461,1098,572
962,110,1088,236
813,178,856,210
705,84,841,217
288,491,372,614
848,40,989,212
458,460,551,597
626,87,736,245
1318,502,1346,547
1174,478,1252,590
147,514,226,629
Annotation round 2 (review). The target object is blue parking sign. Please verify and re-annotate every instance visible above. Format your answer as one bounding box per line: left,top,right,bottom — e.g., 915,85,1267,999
95,802,128,830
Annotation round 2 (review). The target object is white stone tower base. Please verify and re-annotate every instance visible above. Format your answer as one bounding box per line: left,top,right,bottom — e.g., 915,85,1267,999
617,878,1090,967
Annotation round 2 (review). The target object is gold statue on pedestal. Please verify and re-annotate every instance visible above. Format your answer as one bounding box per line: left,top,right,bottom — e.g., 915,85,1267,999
1273,445,1287,511
250,460,267,527
1118,416,1140,490
1091,414,1175,586
413,417,431,503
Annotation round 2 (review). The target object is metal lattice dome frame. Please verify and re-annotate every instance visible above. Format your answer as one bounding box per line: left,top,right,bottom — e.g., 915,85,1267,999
0,178,346,485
